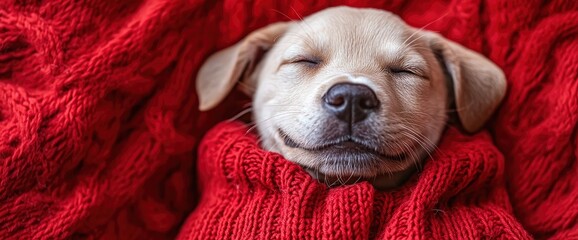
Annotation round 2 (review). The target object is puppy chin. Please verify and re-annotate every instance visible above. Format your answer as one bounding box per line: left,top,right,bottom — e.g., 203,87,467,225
279,147,417,191
304,166,416,191
265,130,419,191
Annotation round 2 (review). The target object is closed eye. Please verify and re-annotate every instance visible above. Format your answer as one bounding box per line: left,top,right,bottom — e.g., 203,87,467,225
390,68,416,75
389,67,427,79
291,58,320,66
288,56,321,67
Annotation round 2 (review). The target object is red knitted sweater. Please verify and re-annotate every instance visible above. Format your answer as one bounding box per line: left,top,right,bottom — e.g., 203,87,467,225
177,121,530,239
2,0,578,239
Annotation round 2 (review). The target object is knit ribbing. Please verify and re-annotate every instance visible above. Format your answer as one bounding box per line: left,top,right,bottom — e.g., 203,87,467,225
177,121,531,239
1,0,577,238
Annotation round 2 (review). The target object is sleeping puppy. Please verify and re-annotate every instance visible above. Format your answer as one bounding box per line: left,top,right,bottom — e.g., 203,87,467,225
196,6,506,190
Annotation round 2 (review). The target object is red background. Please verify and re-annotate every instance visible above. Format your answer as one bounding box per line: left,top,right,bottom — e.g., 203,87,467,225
1,0,577,238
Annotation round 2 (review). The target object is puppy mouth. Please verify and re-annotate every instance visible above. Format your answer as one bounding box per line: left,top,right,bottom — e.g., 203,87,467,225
278,128,409,162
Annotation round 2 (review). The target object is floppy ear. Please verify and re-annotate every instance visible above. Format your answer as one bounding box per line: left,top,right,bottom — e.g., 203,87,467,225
196,22,290,111
425,32,507,132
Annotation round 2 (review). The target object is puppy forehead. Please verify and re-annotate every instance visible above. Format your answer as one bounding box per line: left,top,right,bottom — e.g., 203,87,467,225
303,6,405,29
284,8,411,58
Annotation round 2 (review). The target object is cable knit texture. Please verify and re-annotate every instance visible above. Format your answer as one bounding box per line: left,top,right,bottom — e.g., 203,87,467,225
178,121,530,239
0,0,576,239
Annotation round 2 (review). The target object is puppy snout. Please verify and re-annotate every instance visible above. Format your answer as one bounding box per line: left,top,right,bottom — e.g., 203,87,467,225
322,83,379,123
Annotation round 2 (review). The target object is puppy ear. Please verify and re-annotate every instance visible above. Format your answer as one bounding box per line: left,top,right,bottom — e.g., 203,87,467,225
425,32,507,132
196,22,290,111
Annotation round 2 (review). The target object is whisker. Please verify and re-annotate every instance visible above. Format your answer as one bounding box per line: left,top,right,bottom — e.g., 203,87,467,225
399,132,422,170
227,107,253,122
401,11,450,47
237,81,256,93
397,123,444,160
269,9,318,51
289,6,319,48
244,111,303,136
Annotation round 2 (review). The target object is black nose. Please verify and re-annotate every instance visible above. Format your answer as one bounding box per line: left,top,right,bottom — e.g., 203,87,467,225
322,83,379,123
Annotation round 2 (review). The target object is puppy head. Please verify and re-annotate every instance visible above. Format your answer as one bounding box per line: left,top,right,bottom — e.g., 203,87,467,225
197,6,506,189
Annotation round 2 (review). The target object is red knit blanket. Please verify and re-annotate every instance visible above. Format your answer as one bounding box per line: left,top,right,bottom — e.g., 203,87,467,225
1,0,577,239
178,121,530,239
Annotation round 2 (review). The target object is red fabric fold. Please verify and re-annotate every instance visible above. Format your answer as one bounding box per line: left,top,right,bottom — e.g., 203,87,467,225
177,121,530,239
